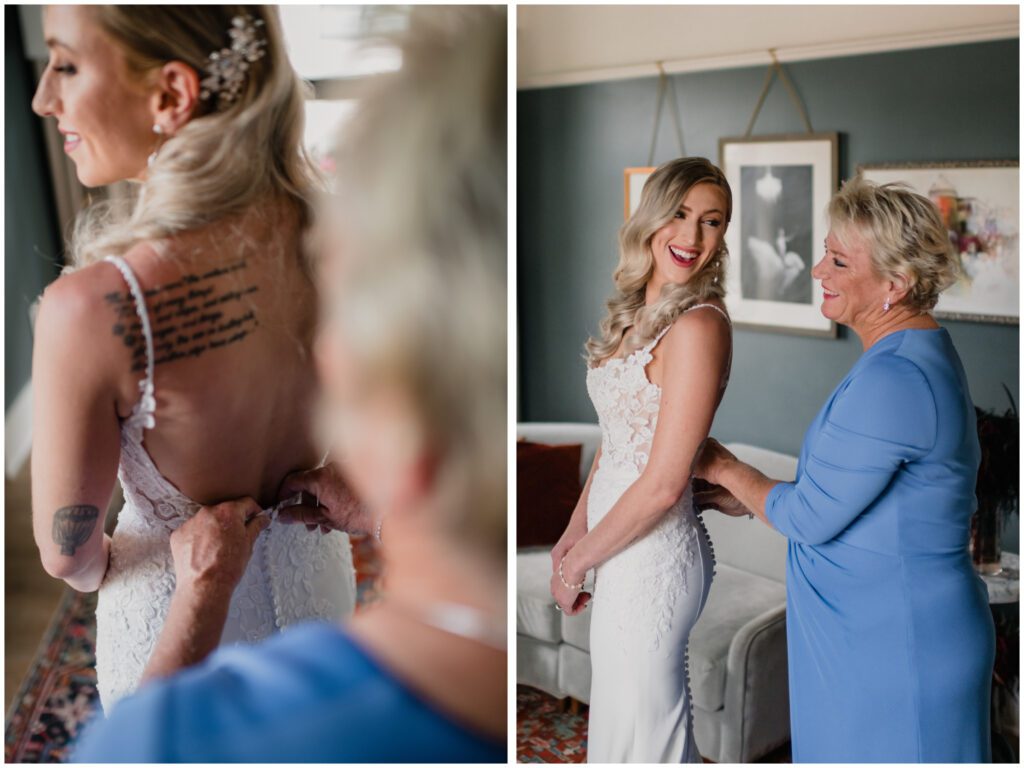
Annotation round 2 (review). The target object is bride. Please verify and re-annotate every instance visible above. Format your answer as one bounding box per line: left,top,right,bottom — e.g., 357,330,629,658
550,157,733,762
29,5,355,710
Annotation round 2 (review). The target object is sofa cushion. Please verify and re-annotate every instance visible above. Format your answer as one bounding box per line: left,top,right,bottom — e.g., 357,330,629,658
517,440,582,547
517,634,563,698
517,423,602,486
517,548,563,643
688,562,787,712
518,549,595,648
560,603,591,652
559,643,593,703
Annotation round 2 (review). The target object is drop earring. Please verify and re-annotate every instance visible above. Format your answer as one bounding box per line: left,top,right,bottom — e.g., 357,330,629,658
883,297,891,312
147,124,164,168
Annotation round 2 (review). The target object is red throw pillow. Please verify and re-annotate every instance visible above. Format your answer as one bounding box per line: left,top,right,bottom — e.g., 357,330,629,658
517,440,583,548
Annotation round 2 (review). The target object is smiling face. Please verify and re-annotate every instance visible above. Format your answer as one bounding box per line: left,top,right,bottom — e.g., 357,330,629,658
813,226,893,331
647,182,728,300
32,6,157,187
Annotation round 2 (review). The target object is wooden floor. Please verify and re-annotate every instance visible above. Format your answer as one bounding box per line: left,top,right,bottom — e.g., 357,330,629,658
5,459,65,712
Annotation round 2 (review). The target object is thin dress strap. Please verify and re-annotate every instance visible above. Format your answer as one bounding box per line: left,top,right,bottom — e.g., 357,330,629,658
645,323,674,351
647,303,730,351
104,255,156,430
684,302,731,324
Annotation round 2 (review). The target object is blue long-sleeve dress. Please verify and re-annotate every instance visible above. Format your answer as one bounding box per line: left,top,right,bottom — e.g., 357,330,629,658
72,622,505,762
765,328,994,763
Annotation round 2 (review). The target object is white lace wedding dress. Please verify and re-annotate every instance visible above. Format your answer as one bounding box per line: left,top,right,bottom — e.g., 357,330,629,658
584,304,729,763
95,256,356,711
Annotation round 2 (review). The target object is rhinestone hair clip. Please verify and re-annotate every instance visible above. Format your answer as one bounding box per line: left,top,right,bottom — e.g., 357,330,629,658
198,15,267,105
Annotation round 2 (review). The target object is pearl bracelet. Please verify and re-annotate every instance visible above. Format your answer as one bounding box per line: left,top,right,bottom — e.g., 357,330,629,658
559,555,584,591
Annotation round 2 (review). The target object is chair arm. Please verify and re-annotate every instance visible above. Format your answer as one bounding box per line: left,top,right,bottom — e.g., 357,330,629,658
719,603,791,763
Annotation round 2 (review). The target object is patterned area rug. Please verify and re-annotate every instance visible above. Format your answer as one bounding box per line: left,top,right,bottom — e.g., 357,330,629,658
4,533,379,763
517,684,793,763
4,589,99,764
516,685,588,763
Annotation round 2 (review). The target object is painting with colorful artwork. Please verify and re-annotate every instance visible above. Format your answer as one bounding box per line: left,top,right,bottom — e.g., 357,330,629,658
859,161,1019,324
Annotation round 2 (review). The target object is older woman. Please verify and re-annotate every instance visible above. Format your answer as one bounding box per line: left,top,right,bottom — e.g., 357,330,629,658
695,177,994,762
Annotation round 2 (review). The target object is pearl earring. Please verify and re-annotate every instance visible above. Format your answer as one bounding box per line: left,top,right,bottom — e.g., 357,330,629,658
148,124,164,168
883,298,891,312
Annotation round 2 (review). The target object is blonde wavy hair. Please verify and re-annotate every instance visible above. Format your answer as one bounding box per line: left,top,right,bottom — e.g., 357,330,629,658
586,157,732,365
829,176,960,312
68,5,321,271
324,6,506,557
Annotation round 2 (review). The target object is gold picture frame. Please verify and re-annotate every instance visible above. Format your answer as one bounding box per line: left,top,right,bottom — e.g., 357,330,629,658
624,166,656,221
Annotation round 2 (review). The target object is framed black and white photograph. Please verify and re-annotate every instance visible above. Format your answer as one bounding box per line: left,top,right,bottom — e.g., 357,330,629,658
624,166,656,220
719,133,838,337
859,161,1018,325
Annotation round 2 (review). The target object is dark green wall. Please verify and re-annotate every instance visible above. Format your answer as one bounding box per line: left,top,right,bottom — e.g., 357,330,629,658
5,6,61,409
518,39,1019,549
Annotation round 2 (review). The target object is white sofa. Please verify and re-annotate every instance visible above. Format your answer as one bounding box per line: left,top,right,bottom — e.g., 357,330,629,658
517,422,797,763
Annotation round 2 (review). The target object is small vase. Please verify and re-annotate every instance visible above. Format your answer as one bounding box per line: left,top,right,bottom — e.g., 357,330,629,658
970,502,1003,575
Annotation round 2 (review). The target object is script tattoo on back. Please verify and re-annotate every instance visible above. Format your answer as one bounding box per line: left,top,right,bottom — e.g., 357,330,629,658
52,505,100,556
104,259,260,371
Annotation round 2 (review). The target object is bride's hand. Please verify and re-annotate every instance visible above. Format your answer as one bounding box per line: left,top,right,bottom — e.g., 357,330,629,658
693,480,752,518
550,573,592,615
277,464,372,535
550,516,586,572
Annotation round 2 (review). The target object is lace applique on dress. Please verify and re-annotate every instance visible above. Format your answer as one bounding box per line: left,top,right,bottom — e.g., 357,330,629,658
584,305,728,652
94,256,355,710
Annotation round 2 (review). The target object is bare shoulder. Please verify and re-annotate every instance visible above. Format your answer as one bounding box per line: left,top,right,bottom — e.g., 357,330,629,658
34,259,138,394
664,300,731,345
646,303,729,386
38,259,129,337
38,241,185,344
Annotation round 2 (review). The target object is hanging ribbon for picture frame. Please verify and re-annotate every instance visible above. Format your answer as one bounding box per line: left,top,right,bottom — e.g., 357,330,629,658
717,48,838,338
626,63,687,220
745,49,814,137
647,61,686,166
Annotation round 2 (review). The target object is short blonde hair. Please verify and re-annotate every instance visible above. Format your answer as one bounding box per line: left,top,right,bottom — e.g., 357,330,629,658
828,176,960,312
325,7,505,556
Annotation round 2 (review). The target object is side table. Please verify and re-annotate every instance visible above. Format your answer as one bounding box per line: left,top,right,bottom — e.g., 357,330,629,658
981,552,1019,763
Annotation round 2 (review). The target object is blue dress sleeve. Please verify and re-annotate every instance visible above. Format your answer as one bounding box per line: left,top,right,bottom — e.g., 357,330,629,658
72,681,177,762
765,353,937,545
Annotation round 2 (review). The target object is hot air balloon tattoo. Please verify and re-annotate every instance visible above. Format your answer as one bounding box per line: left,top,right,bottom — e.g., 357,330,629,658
52,505,99,556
